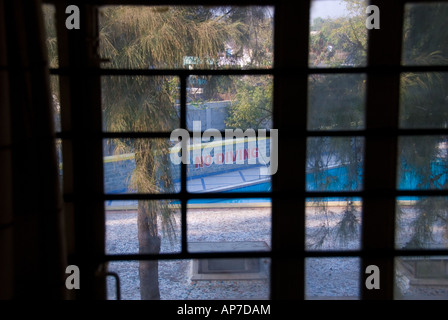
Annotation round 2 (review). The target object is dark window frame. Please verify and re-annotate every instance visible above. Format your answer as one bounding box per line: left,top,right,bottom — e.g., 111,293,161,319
45,0,448,300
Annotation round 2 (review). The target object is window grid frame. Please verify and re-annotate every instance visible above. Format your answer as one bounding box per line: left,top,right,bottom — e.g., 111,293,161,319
46,0,448,300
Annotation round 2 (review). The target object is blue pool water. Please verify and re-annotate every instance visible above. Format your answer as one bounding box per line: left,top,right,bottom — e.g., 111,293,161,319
187,181,272,204
108,160,447,205
185,160,448,204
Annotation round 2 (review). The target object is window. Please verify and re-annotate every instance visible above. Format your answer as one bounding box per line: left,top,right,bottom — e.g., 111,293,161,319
44,0,448,300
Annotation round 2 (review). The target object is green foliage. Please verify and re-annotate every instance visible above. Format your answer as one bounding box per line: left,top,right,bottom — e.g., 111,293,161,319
99,7,240,246
225,76,272,130
397,4,448,249
45,2,448,252
307,1,448,250
98,6,273,247
308,74,365,130
311,17,325,32
403,3,448,65
99,7,236,69
309,0,367,66
224,7,273,68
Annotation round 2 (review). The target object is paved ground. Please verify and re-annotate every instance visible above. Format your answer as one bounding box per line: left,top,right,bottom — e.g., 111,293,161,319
105,205,448,300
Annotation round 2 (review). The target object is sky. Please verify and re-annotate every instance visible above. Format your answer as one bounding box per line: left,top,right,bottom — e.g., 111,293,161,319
310,0,349,20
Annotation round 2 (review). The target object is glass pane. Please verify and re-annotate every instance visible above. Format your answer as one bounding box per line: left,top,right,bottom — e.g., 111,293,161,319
42,4,58,69
396,197,448,250
185,136,273,193
400,72,448,129
56,138,63,188
397,136,448,190
105,200,181,255
187,75,273,131
102,76,180,132
308,74,366,130
107,261,139,300
402,3,448,66
50,75,61,132
309,0,368,67
187,199,271,251
395,257,448,300
185,75,273,193
306,258,360,299
103,139,180,194
107,259,270,300
306,198,362,250
306,137,364,191
188,258,270,299
99,6,273,69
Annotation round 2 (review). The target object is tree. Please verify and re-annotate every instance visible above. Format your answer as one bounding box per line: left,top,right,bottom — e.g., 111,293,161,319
307,1,448,251
309,1,367,67
98,6,252,299
44,2,448,296
397,3,448,249
225,76,273,130
190,8,274,119
225,0,448,251
98,6,278,299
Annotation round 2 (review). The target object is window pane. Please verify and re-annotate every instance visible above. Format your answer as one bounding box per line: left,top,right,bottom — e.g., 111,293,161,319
105,200,181,255
107,261,138,300
306,258,360,299
309,0,368,68
107,201,271,300
103,139,180,194
42,4,58,69
107,259,270,300
185,136,273,193
99,6,273,69
306,137,364,191
306,198,362,251
308,74,366,131
395,257,448,300
50,75,61,132
397,136,448,190
56,138,63,189
185,75,273,193
186,201,271,299
396,197,448,250
187,75,273,131
402,3,448,66
102,76,180,132
187,199,271,251
188,258,270,299
400,72,448,129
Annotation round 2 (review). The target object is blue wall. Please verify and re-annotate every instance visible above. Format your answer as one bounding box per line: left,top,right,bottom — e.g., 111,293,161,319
104,137,273,193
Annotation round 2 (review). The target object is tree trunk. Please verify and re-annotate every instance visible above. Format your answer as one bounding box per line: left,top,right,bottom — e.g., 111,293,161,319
137,201,161,300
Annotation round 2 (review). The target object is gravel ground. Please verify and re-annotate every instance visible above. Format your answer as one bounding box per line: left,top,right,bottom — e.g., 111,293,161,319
105,205,447,300
106,207,272,300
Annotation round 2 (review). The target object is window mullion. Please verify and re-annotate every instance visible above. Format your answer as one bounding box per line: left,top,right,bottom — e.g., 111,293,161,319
61,4,105,299
362,0,404,300
271,0,310,300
